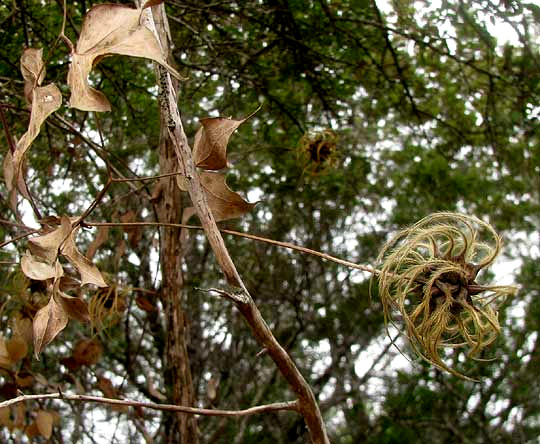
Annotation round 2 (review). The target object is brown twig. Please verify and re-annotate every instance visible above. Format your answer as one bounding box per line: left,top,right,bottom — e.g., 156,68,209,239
0,229,40,249
0,392,299,417
150,4,330,442
85,220,378,275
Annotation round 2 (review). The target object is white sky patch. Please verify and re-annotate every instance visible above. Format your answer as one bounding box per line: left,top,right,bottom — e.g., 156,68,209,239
20,199,40,229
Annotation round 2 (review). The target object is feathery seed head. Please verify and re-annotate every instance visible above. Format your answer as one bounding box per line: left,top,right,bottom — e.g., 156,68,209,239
375,212,517,379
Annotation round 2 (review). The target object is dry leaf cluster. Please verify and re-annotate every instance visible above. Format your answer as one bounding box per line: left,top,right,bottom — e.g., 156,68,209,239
19,216,107,358
4,3,256,362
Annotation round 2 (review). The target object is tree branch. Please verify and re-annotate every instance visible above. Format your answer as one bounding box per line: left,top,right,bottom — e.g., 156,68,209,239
149,5,330,442
0,392,299,417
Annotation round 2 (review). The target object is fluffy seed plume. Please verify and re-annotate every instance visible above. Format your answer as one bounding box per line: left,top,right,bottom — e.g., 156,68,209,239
375,212,517,379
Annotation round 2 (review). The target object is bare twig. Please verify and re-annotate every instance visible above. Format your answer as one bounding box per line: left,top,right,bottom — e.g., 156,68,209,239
86,220,378,275
0,392,299,417
0,229,40,249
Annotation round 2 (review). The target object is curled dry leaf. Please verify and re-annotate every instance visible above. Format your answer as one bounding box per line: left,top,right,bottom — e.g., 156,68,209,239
20,48,46,105
57,293,90,323
200,171,256,222
193,117,247,170
35,410,53,439
2,150,19,215
21,251,58,281
27,216,107,287
12,84,62,193
3,149,14,192
68,3,182,111
28,215,71,264
33,295,69,358
61,229,107,287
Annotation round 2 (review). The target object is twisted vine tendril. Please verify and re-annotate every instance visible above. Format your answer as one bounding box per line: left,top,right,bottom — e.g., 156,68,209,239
374,212,518,379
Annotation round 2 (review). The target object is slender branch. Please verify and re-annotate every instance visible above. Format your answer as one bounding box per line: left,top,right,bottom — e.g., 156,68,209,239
74,177,112,227
0,392,299,417
111,171,184,183
86,220,378,275
0,229,40,249
150,5,330,442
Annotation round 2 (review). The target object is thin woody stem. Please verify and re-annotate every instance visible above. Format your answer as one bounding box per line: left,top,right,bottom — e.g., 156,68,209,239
85,220,377,275
0,392,299,417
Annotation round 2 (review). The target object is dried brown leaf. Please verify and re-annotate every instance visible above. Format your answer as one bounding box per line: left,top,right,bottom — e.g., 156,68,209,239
135,294,156,312
26,421,40,439
61,226,107,287
3,149,14,191
12,84,62,189
58,275,82,292
6,335,28,363
13,401,25,429
0,407,11,428
142,0,164,8
0,338,13,368
35,410,53,439
29,217,71,264
33,295,69,358
97,376,116,398
72,338,102,366
57,293,90,323
200,172,256,222
97,376,129,412
68,4,182,111
20,48,46,105
193,117,246,170
13,316,33,346
21,251,58,281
